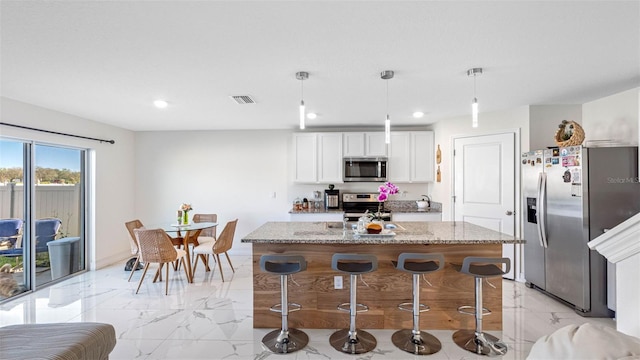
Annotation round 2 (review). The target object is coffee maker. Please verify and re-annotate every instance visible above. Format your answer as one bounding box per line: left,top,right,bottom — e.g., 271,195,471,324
324,189,339,209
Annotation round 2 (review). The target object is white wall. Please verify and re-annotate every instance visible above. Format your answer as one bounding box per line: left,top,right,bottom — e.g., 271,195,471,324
0,97,136,269
529,105,582,150
134,130,293,255
582,87,639,146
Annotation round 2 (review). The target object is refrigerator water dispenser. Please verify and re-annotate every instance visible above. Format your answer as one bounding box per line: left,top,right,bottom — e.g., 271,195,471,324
526,197,537,224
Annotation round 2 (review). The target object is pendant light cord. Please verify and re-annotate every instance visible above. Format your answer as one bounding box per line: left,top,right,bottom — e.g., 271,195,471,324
474,73,477,99
386,78,389,116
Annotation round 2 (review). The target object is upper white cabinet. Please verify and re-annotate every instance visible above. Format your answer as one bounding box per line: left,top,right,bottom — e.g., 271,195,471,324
293,132,343,183
293,133,317,183
343,132,387,157
388,131,434,183
389,132,411,182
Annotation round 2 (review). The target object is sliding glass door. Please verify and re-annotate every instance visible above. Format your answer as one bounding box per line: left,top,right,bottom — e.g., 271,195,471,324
0,139,28,299
34,144,85,287
0,139,86,300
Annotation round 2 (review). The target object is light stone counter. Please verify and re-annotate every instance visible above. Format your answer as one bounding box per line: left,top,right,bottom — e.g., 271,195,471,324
241,221,522,245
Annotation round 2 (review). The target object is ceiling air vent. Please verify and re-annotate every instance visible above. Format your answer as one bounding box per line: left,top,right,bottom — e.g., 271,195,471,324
230,95,256,104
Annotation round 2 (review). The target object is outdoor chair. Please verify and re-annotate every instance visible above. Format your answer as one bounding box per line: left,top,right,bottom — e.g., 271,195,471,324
35,218,62,253
0,218,23,250
0,218,60,270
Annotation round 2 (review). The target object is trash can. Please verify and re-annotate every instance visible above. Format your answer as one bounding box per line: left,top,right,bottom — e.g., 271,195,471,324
47,236,81,279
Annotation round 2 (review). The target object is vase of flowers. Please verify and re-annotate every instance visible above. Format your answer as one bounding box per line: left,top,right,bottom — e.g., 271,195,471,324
367,182,399,223
180,203,193,225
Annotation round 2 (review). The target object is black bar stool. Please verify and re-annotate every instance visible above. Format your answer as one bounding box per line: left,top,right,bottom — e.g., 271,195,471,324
452,256,510,356
329,253,378,355
259,255,309,354
392,253,445,355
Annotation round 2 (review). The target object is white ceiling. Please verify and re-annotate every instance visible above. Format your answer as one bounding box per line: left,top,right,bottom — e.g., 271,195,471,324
1,1,639,132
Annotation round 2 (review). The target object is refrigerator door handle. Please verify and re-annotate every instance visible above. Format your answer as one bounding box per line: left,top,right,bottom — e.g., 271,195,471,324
537,172,549,248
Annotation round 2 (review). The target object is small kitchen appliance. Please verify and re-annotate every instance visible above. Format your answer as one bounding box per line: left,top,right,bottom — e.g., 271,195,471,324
343,157,388,182
324,189,339,209
342,193,392,222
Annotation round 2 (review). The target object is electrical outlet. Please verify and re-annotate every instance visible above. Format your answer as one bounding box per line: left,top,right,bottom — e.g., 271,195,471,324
334,276,343,289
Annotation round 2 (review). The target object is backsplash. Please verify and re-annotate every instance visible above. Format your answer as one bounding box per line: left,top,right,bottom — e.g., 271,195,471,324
385,200,442,212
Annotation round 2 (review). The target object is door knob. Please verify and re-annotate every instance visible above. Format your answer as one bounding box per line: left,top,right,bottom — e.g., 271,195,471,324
505,211,514,216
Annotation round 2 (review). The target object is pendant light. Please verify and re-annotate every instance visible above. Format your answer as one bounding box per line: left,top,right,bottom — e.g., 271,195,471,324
467,68,482,128
381,70,394,144
296,71,309,129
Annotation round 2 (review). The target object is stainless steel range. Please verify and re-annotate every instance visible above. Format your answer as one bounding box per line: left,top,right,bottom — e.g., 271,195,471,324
342,193,391,222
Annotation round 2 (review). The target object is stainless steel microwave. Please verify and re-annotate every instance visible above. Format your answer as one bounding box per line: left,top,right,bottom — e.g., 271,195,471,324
343,157,388,182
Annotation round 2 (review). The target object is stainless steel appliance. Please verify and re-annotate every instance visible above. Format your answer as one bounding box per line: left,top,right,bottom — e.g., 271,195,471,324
325,189,339,209
342,193,391,221
343,157,388,182
522,146,639,317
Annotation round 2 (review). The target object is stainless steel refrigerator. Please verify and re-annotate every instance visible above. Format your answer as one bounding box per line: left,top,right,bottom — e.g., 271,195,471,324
522,146,639,317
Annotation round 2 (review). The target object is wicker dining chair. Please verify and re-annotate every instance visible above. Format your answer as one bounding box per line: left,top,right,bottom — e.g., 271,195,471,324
192,213,217,244
192,219,238,281
124,219,144,281
134,228,190,295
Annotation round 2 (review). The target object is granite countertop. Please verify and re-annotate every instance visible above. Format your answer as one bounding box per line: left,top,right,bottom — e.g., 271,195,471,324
241,221,523,245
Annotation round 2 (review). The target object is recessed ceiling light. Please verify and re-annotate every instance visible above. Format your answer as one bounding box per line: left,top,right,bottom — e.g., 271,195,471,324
154,100,168,109
307,112,317,119
413,111,424,118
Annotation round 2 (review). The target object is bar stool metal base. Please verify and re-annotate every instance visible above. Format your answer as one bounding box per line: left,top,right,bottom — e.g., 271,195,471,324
262,328,309,354
329,329,377,354
392,329,442,355
452,329,508,356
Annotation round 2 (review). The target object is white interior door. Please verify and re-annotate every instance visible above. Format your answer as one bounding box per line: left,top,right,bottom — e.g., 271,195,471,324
453,132,516,279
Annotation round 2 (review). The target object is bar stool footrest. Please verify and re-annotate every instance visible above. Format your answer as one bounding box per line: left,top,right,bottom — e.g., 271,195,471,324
392,329,442,355
269,303,302,313
398,302,429,313
262,328,309,354
457,305,491,316
329,328,377,355
337,302,368,313
452,329,508,356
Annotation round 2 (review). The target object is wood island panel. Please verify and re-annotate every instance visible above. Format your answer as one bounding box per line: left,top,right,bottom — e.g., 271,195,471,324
252,242,503,330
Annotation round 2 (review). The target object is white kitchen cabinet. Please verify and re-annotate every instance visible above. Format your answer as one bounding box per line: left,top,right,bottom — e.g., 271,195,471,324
318,133,343,183
388,132,411,182
293,132,343,183
392,212,442,222
388,131,434,183
293,133,317,183
290,212,345,222
411,131,434,182
343,132,387,157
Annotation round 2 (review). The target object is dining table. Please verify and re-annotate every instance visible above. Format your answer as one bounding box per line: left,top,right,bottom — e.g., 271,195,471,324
161,221,218,283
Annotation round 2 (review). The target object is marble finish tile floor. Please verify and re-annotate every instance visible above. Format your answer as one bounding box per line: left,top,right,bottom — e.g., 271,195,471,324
0,255,615,359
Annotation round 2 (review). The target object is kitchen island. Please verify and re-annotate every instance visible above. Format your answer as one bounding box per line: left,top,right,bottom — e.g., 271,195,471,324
242,221,522,330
